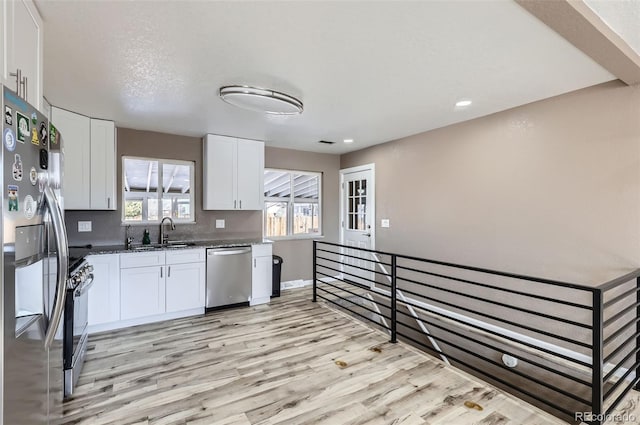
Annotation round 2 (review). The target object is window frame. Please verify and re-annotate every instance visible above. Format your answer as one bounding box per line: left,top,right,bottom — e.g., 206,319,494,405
263,168,322,240
121,156,196,225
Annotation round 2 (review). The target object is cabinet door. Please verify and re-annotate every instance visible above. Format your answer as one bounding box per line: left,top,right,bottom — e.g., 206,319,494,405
236,139,264,210
5,0,43,109
120,266,166,320
51,107,91,209
251,255,272,305
90,119,116,210
203,134,236,210
166,262,205,312
87,254,120,326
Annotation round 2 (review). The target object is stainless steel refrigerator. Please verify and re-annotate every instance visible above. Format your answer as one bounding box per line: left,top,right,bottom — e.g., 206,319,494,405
2,86,69,424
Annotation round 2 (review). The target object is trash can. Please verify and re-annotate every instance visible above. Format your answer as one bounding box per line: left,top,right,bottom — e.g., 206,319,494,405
272,255,283,297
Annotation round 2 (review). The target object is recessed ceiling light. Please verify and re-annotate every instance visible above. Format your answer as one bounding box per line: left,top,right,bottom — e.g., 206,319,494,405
343,139,354,144
219,85,303,115
455,99,472,108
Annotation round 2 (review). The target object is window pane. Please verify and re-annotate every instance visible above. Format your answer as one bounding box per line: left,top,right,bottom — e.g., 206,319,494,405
147,198,159,221
293,203,319,234
162,162,193,221
264,170,291,198
293,174,319,199
124,199,143,221
265,202,288,237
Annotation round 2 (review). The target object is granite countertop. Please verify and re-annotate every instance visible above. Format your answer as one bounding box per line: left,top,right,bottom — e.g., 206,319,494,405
69,238,271,259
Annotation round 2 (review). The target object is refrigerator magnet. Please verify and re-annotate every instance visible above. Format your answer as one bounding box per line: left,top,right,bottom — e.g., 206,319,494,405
16,112,29,143
5,105,12,126
23,195,35,219
39,122,48,146
7,185,18,212
31,112,37,125
50,123,58,145
31,127,39,145
12,154,23,181
29,167,37,186
4,128,16,151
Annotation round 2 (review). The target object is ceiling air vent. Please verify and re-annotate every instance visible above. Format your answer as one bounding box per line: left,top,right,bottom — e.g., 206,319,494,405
318,140,335,145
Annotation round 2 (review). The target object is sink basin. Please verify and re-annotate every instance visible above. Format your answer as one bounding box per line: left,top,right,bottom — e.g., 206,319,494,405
128,242,196,251
166,241,196,247
130,244,163,251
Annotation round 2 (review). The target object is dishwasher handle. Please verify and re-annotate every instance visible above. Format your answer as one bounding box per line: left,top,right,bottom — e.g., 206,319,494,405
207,247,251,256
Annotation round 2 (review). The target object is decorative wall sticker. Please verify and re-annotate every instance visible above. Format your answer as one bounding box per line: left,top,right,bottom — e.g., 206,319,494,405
4,128,16,151
5,105,13,126
8,185,19,212
16,112,29,143
12,154,23,181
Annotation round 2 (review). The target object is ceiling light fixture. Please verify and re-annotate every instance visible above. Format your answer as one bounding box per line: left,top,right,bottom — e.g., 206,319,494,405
343,139,354,144
455,99,473,108
219,85,303,115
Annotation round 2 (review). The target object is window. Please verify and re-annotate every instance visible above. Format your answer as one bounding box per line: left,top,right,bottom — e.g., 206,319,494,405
122,157,195,223
264,169,321,238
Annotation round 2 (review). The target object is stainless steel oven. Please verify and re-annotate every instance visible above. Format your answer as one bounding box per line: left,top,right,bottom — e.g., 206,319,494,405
63,259,93,398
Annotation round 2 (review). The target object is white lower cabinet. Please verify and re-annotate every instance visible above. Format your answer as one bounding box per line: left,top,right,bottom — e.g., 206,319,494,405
88,248,205,334
165,262,206,312
251,244,273,306
87,254,120,327
120,265,166,320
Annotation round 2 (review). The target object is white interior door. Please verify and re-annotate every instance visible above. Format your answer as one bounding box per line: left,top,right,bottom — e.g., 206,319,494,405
340,164,375,288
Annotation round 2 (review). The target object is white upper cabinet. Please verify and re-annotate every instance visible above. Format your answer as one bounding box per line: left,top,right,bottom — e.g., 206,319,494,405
203,134,264,210
51,107,116,210
3,0,44,110
51,107,91,210
90,119,117,210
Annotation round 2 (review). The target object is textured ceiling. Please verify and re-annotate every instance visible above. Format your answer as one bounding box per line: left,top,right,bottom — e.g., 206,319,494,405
37,1,615,154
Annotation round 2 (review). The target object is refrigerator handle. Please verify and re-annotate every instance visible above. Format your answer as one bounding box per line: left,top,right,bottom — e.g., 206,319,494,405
43,185,69,349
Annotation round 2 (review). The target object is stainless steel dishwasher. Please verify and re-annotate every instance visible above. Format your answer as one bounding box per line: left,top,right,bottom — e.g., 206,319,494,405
206,246,252,309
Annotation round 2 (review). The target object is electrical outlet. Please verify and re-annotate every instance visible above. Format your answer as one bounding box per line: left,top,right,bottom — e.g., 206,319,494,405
215,219,225,229
78,221,92,232
381,219,390,228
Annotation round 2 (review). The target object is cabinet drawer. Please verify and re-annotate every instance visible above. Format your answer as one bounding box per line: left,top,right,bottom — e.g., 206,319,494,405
252,243,272,257
120,251,166,268
166,248,206,265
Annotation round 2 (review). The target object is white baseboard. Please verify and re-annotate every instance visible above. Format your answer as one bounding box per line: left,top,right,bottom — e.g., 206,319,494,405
87,308,204,334
282,279,313,290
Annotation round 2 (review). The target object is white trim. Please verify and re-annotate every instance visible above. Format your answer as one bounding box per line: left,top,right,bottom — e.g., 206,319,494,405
87,308,203,334
339,163,376,250
282,279,313,290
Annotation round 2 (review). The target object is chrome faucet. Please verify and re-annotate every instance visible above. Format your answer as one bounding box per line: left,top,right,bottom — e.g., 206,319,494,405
159,216,175,245
125,225,134,250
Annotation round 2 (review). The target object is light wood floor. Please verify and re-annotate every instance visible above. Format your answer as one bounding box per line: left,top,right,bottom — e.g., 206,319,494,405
60,287,583,425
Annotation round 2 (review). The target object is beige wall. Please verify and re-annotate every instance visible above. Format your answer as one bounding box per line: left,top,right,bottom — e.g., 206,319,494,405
341,81,640,286
265,147,341,282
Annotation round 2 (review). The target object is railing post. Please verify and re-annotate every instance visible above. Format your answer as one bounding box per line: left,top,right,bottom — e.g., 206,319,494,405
635,277,640,390
592,288,604,424
390,254,397,343
312,240,317,302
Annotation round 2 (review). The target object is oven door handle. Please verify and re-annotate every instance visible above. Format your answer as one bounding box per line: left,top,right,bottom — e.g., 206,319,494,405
78,275,95,296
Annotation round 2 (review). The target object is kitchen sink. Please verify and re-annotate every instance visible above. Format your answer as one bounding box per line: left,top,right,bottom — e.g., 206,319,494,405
128,241,196,251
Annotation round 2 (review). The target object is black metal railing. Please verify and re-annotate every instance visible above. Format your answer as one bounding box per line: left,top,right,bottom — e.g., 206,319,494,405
312,240,640,425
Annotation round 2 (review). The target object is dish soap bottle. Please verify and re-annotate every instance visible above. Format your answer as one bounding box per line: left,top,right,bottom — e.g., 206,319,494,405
142,229,151,245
